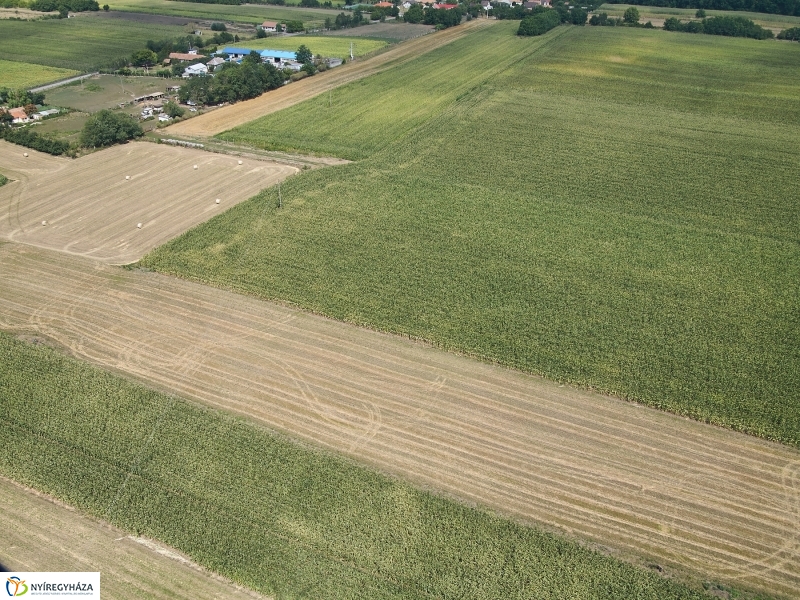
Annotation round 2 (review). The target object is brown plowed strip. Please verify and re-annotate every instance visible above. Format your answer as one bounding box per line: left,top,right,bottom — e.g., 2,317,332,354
165,19,494,138
0,141,296,265
0,476,269,600
1,243,798,598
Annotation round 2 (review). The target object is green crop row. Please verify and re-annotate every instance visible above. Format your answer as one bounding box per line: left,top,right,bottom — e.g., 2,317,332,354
0,17,192,70
0,58,78,89
235,35,387,59
0,332,706,600
142,24,800,446
109,0,335,27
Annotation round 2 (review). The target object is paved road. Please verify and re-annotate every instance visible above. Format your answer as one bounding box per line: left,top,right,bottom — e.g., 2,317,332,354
1,242,798,598
29,72,99,93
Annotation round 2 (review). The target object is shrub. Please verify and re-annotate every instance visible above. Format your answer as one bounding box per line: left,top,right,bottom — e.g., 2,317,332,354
80,110,143,147
0,126,70,155
777,26,800,39
518,9,561,36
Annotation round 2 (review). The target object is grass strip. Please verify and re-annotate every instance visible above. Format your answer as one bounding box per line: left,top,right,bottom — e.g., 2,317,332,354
0,331,705,600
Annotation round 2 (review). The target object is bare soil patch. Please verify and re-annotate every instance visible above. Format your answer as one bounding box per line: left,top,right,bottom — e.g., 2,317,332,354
0,476,269,600
1,242,798,598
167,19,493,137
0,140,296,264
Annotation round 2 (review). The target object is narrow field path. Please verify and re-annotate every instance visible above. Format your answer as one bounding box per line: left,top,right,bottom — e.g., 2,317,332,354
165,19,495,138
0,476,270,599
1,243,798,598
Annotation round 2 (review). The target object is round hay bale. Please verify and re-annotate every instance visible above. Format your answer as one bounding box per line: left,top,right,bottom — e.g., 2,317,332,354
238,160,243,165
41,220,47,226
215,198,220,204
125,175,130,180
23,153,28,157
193,165,198,170
137,223,142,229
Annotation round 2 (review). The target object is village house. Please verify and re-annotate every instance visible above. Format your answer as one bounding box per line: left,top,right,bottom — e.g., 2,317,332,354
9,107,29,124
261,20,278,31
183,63,209,77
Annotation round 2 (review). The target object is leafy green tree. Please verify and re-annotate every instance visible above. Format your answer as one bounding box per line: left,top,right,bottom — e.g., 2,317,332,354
164,101,185,118
571,7,587,24
256,26,267,38
404,3,424,22
80,110,143,148
623,6,639,24
210,22,226,31
102,3,108,9
244,50,262,65
695,8,706,17
295,44,313,64
131,49,157,67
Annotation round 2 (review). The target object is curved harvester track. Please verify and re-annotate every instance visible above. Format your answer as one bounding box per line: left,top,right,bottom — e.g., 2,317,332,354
0,242,798,598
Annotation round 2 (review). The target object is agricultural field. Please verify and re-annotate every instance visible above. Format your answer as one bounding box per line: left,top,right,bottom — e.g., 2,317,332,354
597,3,800,31
1,243,799,597
167,19,489,136
321,22,435,41
0,141,296,264
0,329,722,600
0,477,267,600
109,0,335,28
148,24,800,449
237,35,387,59
0,59,78,89
0,17,195,71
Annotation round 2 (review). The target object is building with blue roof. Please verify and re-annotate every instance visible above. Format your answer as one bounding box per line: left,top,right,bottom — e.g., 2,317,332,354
220,47,298,65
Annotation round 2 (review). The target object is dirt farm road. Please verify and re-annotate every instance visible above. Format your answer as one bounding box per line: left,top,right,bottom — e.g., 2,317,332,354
165,19,494,138
1,242,798,598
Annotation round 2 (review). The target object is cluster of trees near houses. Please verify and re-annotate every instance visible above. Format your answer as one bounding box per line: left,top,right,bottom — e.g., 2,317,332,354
177,51,290,106
606,0,800,17
404,4,465,27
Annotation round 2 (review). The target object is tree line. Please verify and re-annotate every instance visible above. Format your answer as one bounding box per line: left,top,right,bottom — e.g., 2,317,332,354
663,14,774,37
605,0,800,17
178,52,287,106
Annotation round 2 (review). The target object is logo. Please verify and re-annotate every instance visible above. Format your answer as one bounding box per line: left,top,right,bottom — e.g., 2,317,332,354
5,577,28,597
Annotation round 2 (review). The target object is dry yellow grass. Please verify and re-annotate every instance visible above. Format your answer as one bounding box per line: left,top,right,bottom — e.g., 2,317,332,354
0,141,296,264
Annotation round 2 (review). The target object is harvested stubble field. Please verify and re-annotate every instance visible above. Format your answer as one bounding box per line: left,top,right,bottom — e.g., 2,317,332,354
0,477,268,600
0,243,798,597
0,141,296,264
166,18,491,137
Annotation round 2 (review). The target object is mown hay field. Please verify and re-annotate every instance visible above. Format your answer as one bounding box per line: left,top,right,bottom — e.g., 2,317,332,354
237,35,388,59
0,140,296,264
109,0,335,28
143,24,800,446
0,59,78,89
0,17,193,70
0,331,708,600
